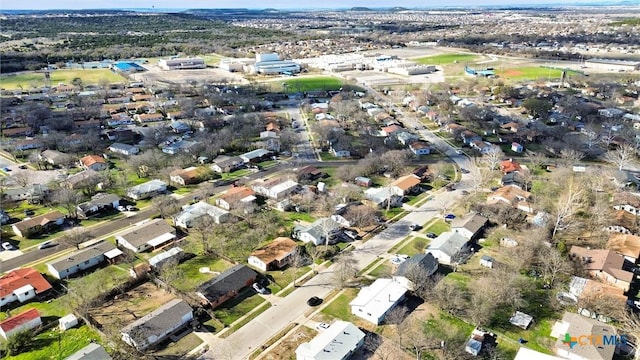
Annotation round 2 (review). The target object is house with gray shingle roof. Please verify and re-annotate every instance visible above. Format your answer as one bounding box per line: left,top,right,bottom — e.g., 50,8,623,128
47,241,122,279
121,299,193,351
425,232,471,265
293,217,342,246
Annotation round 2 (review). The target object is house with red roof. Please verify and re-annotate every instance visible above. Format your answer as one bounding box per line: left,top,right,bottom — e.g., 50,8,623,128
79,155,107,171
0,308,42,339
0,268,52,308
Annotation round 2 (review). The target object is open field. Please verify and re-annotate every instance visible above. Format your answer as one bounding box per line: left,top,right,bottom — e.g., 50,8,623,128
0,69,126,89
413,53,478,65
202,54,224,66
88,282,177,329
280,76,343,93
498,66,564,81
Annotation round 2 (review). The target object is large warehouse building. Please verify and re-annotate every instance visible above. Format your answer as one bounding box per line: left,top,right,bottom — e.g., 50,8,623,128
584,58,640,72
158,57,206,70
250,53,301,75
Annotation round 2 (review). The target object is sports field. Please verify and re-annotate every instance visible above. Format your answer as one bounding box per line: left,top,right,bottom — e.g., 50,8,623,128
280,76,343,92
497,66,564,81
0,69,126,90
413,53,478,65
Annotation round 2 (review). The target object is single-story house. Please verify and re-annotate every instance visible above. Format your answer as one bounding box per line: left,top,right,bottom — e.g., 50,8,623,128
116,219,177,253
170,166,205,186
295,321,365,360
248,237,298,272
215,186,257,212
0,268,52,308
12,210,65,238
350,278,407,325
121,299,193,351
551,312,617,360
162,140,200,155
499,159,522,174
569,246,634,291
389,174,422,196
210,156,244,173
240,149,271,163
569,276,626,315
174,201,230,228
195,265,257,309
409,140,432,155
126,179,167,200
15,139,43,151
471,140,499,154
63,169,100,190
65,343,112,360
79,155,108,171
109,143,139,156
425,231,471,265
392,253,438,291
461,130,482,145
77,193,120,219
451,214,488,240
47,241,123,279
364,187,403,209
330,143,351,158
292,217,342,246
134,112,165,123
252,178,299,200
0,308,42,340
487,186,534,213
2,184,49,203
39,149,70,166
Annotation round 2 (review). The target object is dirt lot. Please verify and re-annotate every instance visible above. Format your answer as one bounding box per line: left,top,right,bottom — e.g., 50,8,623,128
89,282,177,330
130,65,248,86
261,325,317,360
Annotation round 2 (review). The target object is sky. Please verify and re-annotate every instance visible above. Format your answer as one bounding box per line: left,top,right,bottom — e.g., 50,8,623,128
0,0,611,11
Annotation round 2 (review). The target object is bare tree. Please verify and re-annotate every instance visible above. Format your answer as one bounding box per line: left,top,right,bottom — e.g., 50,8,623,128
538,246,572,287
482,146,503,170
344,205,379,228
380,149,413,177
403,317,434,360
152,194,179,219
53,188,82,219
60,228,93,250
333,252,358,288
9,171,31,187
558,148,584,168
190,215,216,255
525,150,548,170
551,179,585,240
603,143,637,171
467,160,491,194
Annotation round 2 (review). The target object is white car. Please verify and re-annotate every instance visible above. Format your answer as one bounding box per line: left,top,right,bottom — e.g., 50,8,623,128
390,255,409,265
117,206,127,212
2,242,16,251
316,322,330,330
252,283,268,294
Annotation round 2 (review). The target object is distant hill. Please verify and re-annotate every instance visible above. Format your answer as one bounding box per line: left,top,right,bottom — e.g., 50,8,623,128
390,7,408,11
350,7,372,11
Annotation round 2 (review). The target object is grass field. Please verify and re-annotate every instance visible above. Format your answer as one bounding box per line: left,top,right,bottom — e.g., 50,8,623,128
202,54,224,66
414,53,478,65
280,76,343,93
498,66,564,81
0,69,126,90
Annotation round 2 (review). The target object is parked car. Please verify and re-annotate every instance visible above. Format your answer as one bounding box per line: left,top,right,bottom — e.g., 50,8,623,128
461,190,470,195
409,223,423,231
126,205,137,211
24,209,35,216
344,230,360,240
252,282,268,295
38,241,58,250
426,232,437,239
18,165,28,169
2,167,11,172
117,206,126,212
390,254,409,265
316,322,330,330
460,168,470,174
307,296,323,306
2,242,16,251
444,214,456,220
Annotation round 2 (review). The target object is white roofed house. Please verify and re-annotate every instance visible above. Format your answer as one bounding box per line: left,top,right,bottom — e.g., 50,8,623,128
109,142,139,156
121,299,193,351
174,201,230,228
240,148,271,163
126,179,167,200
252,177,299,200
116,219,177,253
364,187,402,209
295,321,365,360
293,217,342,246
425,231,472,265
46,241,123,279
350,278,407,325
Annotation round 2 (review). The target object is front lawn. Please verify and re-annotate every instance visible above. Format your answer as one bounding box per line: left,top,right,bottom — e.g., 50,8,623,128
173,255,235,292
5,325,103,360
423,220,450,235
394,237,429,256
213,289,266,326
319,288,359,322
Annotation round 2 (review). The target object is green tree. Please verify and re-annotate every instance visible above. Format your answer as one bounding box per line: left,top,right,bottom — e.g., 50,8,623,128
522,98,552,119
4,330,33,356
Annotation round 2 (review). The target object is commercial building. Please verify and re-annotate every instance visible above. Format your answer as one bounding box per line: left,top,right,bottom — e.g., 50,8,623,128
158,57,206,70
584,58,640,72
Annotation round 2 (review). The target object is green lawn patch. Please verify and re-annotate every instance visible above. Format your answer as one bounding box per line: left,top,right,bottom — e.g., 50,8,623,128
445,272,472,285
319,152,340,161
423,220,450,235
153,332,203,357
202,53,223,66
368,263,393,278
5,325,102,360
320,288,359,321
220,302,272,338
394,237,428,256
282,211,316,224
413,53,477,65
66,264,131,291
281,76,343,93
0,69,126,90
213,289,266,326
174,256,234,292
267,265,311,292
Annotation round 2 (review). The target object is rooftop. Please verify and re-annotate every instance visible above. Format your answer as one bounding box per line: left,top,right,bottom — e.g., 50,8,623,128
47,241,117,272
0,308,40,334
0,268,52,298
295,321,365,360
117,219,176,248
349,278,407,321
121,299,192,349
249,237,297,265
